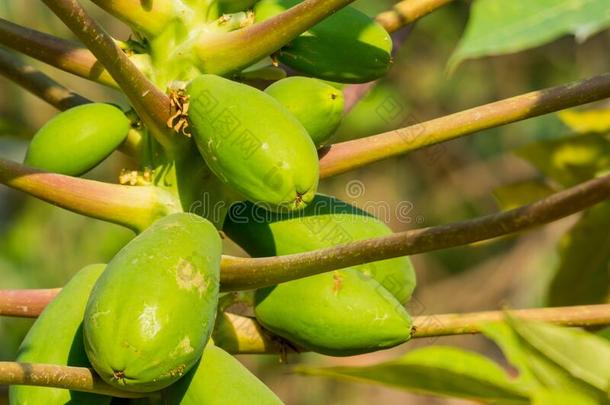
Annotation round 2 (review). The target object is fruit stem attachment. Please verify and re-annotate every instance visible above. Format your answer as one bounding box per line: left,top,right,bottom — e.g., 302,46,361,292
40,0,179,153
0,18,116,87
320,71,610,179
194,0,356,75
220,173,610,290
376,0,455,33
0,158,180,233
0,48,91,111
0,362,144,398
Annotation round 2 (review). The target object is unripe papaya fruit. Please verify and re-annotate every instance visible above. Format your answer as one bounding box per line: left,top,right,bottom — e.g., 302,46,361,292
84,213,222,393
265,77,344,148
254,270,411,356
223,196,413,356
254,0,392,83
224,194,416,303
162,343,283,405
187,74,319,211
9,264,110,405
25,103,130,176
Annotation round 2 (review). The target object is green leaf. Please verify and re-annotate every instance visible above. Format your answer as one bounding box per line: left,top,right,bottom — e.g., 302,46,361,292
482,322,607,402
547,202,610,306
296,346,529,403
515,134,610,187
449,0,610,71
531,389,600,405
558,109,610,134
508,317,610,392
492,180,556,211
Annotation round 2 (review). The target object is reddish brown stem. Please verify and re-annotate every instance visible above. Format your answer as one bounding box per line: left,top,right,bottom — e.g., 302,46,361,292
376,0,454,33
320,72,610,178
0,18,115,86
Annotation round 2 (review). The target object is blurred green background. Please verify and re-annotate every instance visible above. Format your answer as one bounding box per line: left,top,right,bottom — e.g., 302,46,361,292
1,0,610,404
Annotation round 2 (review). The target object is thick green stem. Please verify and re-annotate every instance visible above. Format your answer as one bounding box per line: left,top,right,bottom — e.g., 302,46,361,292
0,362,143,398
89,0,190,37
376,0,454,32
41,0,178,152
0,48,91,110
193,0,355,74
320,72,610,178
0,158,180,232
0,18,115,87
220,173,610,290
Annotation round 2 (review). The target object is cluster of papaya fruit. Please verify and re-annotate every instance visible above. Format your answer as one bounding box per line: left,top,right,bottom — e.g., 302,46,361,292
12,0,416,404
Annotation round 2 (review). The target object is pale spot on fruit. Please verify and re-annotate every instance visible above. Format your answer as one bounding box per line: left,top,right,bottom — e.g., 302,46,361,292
170,336,194,358
261,142,269,150
176,258,207,295
139,305,161,339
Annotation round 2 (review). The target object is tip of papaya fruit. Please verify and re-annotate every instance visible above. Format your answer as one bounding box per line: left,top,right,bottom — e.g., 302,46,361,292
112,370,126,384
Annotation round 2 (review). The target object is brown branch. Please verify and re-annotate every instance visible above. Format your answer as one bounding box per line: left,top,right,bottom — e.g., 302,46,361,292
40,0,176,152
0,48,91,110
320,72,610,178
0,18,115,87
376,0,455,33
0,289,60,318
0,158,180,232
412,304,610,338
0,362,142,398
220,173,610,290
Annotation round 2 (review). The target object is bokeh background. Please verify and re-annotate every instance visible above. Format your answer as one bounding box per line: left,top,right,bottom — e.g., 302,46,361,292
1,0,610,403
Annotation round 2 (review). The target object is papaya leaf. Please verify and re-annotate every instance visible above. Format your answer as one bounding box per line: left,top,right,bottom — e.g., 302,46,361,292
515,134,610,187
547,202,610,306
295,346,529,403
507,316,610,392
449,0,610,71
531,389,600,405
482,322,606,402
558,109,610,134
492,180,556,211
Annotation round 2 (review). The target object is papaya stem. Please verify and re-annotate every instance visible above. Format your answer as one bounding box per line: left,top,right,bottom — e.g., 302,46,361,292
40,0,179,153
89,0,190,37
1,295,609,354
320,71,610,178
220,173,610,290
0,362,144,398
0,158,180,232
376,0,455,33
0,18,116,87
0,48,91,111
194,0,356,75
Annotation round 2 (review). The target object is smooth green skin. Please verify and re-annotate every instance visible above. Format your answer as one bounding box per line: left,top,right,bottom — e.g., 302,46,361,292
265,77,344,148
24,103,130,176
255,269,411,356
162,343,283,405
187,74,319,211
254,0,392,83
84,214,222,393
10,264,110,405
219,0,259,13
223,195,413,356
223,194,416,304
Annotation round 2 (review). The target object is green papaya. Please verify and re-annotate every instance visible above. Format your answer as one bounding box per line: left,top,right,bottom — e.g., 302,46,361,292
265,77,344,148
162,343,283,404
187,74,319,211
25,103,130,176
9,264,111,405
84,213,222,393
254,0,392,83
223,196,414,356
224,194,416,303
